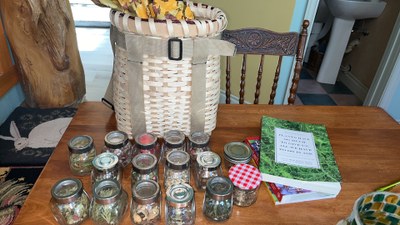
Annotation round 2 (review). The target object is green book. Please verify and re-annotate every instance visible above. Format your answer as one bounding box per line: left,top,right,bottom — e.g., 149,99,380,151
259,116,342,196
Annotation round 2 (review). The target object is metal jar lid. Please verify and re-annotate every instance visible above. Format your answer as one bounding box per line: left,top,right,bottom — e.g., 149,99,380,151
164,130,185,148
93,179,121,204
196,151,221,170
206,176,233,201
166,183,194,208
104,130,130,149
132,153,157,174
51,178,83,204
223,142,252,164
166,150,190,170
68,135,94,154
93,152,119,170
135,132,157,149
189,131,210,148
132,180,160,205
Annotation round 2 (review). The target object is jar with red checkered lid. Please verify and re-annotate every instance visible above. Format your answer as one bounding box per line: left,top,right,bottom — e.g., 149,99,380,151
228,163,262,207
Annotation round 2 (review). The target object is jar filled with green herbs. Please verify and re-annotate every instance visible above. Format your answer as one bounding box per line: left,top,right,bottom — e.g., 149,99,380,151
188,131,210,163
162,130,186,163
50,178,90,225
203,176,233,221
131,153,158,189
165,183,195,225
164,150,190,190
103,130,133,168
134,132,161,161
130,180,161,225
194,151,222,190
229,163,262,207
91,152,122,186
68,135,96,176
90,179,128,225
223,142,252,170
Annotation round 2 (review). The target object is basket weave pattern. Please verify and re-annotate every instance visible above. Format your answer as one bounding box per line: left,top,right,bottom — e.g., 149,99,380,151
110,3,228,138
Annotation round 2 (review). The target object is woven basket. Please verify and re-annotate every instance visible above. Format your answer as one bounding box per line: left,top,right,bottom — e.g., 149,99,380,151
108,2,234,138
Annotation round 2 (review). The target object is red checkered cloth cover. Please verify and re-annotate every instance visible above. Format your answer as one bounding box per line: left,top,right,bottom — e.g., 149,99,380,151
228,163,261,190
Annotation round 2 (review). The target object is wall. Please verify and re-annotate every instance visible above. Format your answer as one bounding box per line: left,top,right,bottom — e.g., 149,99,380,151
382,61,400,122
0,84,25,124
196,0,297,104
0,12,25,124
341,0,400,88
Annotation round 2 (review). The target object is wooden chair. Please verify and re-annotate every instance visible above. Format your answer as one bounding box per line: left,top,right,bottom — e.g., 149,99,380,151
222,20,309,104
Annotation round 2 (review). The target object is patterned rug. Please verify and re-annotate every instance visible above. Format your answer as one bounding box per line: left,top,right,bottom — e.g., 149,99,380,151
0,167,43,225
0,107,76,166
0,106,76,224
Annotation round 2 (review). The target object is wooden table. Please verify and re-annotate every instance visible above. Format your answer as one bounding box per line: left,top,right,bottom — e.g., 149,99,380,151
14,102,400,224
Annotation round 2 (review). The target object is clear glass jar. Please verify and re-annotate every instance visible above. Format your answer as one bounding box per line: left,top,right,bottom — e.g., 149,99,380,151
188,131,210,163
202,176,234,221
164,150,190,191
130,180,161,225
131,153,158,189
50,178,90,225
194,151,222,190
68,135,96,176
162,130,186,162
223,142,252,170
90,179,128,225
91,152,122,186
165,183,195,225
134,132,161,162
103,130,133,168
228,163,262,207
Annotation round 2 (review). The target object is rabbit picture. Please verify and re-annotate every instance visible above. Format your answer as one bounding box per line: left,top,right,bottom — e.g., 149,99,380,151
0,117,72,151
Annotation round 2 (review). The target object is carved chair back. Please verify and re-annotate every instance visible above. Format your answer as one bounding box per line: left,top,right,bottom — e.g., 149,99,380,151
221,20,309,104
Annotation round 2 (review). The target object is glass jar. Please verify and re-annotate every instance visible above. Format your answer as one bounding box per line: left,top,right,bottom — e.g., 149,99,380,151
165,183,195,225
194,151,222,190
90,179,128,225
162,130,186,162
188,131,210,163
134,132,161,161
103,130,133,167
91,152,122,186
228,163,262,207
202,176,234,221
130,180,161,225
223,142,252,170
50,178,90,225
131,153,158,189
68,135,96,176
164,150,190,191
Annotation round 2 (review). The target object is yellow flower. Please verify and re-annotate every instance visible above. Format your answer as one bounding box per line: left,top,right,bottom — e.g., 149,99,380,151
136,3,149,18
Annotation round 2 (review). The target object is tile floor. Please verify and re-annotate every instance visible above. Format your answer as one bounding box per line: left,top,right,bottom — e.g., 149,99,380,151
295,65,363,106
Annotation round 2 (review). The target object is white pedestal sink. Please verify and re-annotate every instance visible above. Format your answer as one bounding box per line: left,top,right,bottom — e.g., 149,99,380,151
316,0,387,84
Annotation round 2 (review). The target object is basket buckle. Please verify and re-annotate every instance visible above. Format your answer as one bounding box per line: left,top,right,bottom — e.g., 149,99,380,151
168,38,183,61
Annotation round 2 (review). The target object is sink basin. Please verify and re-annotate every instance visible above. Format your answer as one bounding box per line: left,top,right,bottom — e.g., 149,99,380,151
317,0,387,84
325,0,386,20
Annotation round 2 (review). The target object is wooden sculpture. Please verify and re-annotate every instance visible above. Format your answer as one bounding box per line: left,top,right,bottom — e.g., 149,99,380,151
0,0,85,108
